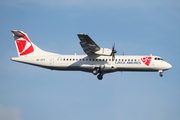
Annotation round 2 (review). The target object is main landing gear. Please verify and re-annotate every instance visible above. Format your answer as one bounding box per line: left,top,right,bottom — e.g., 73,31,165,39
93,67,103,80
93,68,99,75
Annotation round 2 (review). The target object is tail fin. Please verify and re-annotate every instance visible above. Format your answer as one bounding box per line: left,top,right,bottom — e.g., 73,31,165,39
11,30,35,56
11,30,58,57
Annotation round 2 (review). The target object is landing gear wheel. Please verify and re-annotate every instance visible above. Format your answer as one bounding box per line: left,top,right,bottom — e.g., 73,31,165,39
97,74,103,80
160,73,163,77
158,70,163,77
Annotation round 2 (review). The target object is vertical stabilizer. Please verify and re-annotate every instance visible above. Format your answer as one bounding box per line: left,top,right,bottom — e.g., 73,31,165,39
11,30,58,57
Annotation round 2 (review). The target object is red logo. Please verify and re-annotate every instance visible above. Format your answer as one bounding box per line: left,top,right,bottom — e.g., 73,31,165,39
16,35,34,56
141,56,152,66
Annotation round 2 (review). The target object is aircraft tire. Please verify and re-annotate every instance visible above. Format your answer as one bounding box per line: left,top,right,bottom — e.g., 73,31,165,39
97,74,103,80
160,73,163,77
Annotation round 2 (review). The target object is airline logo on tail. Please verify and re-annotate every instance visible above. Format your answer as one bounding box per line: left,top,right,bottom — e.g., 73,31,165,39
141,56,152,66
16,35,34,56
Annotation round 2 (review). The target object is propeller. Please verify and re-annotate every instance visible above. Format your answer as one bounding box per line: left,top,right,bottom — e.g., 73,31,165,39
111,44,117,60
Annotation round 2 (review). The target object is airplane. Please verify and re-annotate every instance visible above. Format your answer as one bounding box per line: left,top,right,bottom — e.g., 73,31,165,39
11,30,172,80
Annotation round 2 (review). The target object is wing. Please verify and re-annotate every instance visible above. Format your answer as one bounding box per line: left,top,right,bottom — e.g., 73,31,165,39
77,33,100,56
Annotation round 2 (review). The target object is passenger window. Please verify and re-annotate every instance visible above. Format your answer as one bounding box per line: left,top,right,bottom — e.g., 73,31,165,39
89,59,91,61
109,59,111,61
131,59,133,61
128,59,130,61
119,59,121,61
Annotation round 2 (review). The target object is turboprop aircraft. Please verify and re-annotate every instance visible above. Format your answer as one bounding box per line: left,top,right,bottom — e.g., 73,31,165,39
11,30,172,80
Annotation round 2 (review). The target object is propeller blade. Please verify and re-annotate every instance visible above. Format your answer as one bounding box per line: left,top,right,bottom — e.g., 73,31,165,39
111,43,117,60
112,53,115,59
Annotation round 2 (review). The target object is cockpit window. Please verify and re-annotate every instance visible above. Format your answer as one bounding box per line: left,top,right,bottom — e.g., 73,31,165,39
154,57,164,61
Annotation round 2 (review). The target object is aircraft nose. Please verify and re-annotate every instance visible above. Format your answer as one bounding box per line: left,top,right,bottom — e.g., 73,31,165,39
166,63,172,69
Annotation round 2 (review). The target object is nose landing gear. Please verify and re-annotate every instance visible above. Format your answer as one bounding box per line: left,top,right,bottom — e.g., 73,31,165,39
160,73,163,77
159,70,163,77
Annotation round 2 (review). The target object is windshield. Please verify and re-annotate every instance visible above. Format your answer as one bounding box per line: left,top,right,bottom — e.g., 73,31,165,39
154,57,164,61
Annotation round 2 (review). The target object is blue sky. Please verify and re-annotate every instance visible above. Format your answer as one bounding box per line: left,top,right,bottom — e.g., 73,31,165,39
0,0,180,120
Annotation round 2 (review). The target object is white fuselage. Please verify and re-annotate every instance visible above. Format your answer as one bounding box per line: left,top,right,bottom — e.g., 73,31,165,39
11,54,172,74
10,30,172,80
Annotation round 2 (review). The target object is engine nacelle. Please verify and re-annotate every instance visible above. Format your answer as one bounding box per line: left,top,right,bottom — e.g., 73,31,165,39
94,48,112,56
